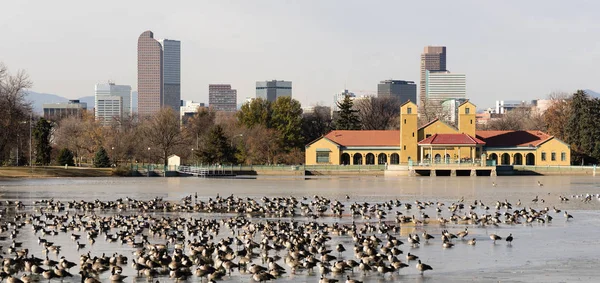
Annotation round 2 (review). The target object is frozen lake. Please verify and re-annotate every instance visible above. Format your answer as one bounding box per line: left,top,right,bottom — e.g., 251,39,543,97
0,175,599,282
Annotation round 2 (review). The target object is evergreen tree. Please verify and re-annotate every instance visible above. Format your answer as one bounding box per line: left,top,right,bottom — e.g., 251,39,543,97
32,118,52,165
196,125,235,164
56,148,75,166
565,90,600,164
93,147,111,168
334,95,361,130
271,96,304,151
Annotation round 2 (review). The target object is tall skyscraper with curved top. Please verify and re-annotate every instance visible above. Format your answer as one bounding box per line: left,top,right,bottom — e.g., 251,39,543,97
137,30,180,117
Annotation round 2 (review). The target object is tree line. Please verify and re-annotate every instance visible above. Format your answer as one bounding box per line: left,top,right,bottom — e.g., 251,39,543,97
6,61,597,166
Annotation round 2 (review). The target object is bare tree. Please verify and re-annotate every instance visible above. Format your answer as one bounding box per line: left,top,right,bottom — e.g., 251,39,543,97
0,63,32,165
354,96,401,130
418,99,451,127
104,114,140,165
141,108,185,166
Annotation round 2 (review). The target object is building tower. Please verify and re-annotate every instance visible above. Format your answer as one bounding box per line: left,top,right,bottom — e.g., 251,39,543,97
137,31,163,116
256,80,292,102
159,39,181,116
399,101,418,163
137,31,181,117
458,100,476,137
209,84,237,112
420,46,446,108
94,82,132,125
377,80,417,103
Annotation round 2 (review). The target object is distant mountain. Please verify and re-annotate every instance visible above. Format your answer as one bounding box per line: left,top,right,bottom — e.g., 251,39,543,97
79,96,95,109
584,89,600,98
25,91,68,114
25,91,95,113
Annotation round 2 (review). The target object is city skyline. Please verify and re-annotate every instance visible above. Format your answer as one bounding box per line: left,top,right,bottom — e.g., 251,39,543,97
2,1,599,109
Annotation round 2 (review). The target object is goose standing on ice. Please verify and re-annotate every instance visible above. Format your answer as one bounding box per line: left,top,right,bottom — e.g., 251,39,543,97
416,260,433,275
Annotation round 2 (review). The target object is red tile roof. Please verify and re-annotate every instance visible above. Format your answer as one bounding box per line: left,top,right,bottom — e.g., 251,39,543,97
476,130,552,147
324,130,400,147
418,133,486,145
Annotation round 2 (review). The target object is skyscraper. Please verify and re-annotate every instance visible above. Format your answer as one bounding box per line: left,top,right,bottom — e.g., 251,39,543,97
137,31,181,117
95,82,132,125
209,84,237,112
256,80,292,102
159,39,181,115
425,70,466,102
377,80,416,103
137,31,163,116
420,46,446,107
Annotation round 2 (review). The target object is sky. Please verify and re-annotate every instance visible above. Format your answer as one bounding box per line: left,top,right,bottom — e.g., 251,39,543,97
1,0,599,109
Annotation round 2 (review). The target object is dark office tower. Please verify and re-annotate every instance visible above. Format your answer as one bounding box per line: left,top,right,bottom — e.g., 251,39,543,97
377,80,417,103
419,46,446,107
159,39,181,116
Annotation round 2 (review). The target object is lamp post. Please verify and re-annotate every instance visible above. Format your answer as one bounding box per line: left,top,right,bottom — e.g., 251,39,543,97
16,134,19,166
111,146,115,167
191,148,195,166
29,113,32,169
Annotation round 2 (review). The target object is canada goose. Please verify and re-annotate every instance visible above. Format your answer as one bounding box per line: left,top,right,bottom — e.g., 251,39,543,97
489,234,502,244
492,182,497,187
79,271,101,283
109,267,127,281
467,238,476,245
564,211,573,220
506,234,513,245
442,241,454,248
252,271,275,282
345,275,363,283
6,276,24,283
537,181,543,186
457,228,468,239
53,268,73,279
320,275,339,283
406,253,419,261
422,231,434,242
416,260,433,275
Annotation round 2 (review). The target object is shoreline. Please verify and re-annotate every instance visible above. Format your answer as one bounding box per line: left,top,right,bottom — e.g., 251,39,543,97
0,166,596,179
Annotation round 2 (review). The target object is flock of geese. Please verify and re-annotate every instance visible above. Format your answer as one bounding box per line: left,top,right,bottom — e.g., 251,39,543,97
0,187,582,283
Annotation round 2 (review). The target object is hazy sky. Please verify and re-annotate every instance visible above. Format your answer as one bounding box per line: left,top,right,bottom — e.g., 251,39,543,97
1,0,599,109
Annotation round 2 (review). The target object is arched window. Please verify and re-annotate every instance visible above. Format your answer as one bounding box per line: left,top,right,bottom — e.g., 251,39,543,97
341,153,350,165
501,153,510,165
526,153,535,165
378,153,387,165
353,153,363,165
513,153,523,165
365,153,375,165
390,153,400,165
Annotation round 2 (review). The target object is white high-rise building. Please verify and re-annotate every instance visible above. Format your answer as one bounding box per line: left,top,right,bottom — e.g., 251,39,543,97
425,70,466,103
95,82,132,125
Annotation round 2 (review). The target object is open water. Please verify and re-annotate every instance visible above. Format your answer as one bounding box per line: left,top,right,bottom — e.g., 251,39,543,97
0,175,599,282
